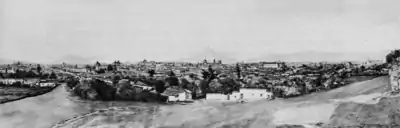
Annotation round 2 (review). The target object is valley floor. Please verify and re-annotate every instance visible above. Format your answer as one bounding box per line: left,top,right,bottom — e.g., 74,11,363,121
0,76,393,128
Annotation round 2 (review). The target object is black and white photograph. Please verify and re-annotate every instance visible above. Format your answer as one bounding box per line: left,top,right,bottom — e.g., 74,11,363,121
1,0,400,127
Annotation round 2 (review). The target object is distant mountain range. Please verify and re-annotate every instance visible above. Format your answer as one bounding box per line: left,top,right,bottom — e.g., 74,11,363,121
0,49,390,64
177,48,389,63
49,55,101,65
0,58,39,65
245,50,389,63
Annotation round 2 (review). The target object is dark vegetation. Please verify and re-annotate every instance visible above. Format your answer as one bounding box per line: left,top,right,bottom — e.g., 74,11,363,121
386,49,400,63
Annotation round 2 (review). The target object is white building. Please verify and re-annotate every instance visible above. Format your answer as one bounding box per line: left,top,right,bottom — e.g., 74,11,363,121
239,88,273,100
163,88,193,102
228,92,241,101
205,89,273,101
69,68,88,73
0,68,16,74
38,82,56,87
262,62,281,68
0,78,25,85
36,80,57,87
155,64,166,71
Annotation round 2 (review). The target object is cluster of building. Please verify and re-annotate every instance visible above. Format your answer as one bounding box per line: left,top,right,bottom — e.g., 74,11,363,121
0,62,58,88
205,88,273,101
54,57,387,103
161,86,273,102
0,78,57,87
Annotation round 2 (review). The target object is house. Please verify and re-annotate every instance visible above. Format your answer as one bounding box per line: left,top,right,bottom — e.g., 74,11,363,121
0,78,25,85
24,78,40,86
205,89,273,101
262,62,282,68
37,81,56,87
162,87,193,102
0,68,16,73
228,92,241,101
155,64,166,71
173,70,182,76
239,88,273,100
68,68,88,73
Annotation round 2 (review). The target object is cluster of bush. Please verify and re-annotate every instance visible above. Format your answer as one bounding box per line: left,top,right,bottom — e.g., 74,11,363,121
386,49,400,64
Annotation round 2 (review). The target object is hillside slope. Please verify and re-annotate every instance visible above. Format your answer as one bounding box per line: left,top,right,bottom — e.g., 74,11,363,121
0,76,393,128
53,76,391,128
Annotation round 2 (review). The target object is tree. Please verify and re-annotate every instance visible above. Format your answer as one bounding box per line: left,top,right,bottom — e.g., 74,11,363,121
112,75,122,84
201,69,210,79
165,72,179,87
208,65,214,74
85,65,92,72
49,72,57,79
112,61,120,72
40,73,50,79
37,64,42,74
107,64,114,71
236,63,241,79
360,65,366,72
386,49,400,63
14,69,25,78
95,61,101,67
147,69,155,77
26,70,37,78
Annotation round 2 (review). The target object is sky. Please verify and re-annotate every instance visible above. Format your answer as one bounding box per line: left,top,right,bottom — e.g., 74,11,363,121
1,0,400,63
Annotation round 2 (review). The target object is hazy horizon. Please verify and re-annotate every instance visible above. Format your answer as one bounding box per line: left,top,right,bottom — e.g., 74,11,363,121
1,0,400,63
